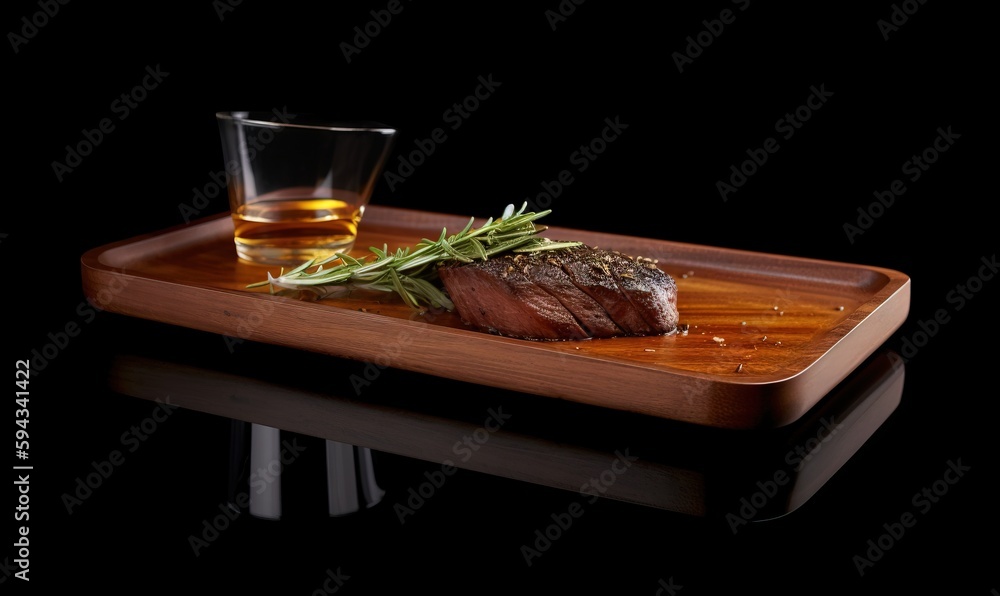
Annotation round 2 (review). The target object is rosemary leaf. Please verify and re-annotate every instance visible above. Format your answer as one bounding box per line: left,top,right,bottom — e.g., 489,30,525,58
246,203,581,310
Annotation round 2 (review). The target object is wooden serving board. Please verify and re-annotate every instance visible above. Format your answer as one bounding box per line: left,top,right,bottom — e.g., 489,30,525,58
80,205,910,430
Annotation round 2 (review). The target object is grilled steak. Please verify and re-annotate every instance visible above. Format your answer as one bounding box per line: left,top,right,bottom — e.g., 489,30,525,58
437,245,678,340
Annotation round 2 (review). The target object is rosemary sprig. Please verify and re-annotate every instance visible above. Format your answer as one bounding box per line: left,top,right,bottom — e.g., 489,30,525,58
246,203,582,310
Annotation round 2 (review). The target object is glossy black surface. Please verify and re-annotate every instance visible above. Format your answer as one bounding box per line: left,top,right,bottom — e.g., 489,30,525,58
8,2,995,594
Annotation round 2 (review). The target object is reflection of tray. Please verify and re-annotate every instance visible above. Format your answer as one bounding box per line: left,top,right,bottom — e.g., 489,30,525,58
104,348,905,518
80,205,910,429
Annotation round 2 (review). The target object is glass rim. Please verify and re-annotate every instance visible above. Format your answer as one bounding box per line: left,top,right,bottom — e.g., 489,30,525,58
216,111,396,134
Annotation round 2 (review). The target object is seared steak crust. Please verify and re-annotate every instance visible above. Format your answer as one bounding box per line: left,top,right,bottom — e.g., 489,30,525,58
437,245,678,341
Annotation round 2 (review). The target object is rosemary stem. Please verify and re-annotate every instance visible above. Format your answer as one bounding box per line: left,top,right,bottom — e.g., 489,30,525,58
246,203,578,310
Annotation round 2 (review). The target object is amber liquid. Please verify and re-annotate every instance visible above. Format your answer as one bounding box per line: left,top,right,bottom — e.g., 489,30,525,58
232,197,363,265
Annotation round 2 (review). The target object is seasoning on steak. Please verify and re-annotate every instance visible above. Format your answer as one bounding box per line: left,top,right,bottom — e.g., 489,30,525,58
437,245,679,341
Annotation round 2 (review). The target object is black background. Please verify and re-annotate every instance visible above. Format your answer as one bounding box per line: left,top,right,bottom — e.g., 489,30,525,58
5,1,997,594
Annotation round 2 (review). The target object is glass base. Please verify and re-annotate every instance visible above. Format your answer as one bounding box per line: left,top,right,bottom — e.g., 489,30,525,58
235,242,357,267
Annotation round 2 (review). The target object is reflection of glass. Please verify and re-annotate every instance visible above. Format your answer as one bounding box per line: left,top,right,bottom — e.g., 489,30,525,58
216,112,396,265
106,346,904,521
226,421,383,520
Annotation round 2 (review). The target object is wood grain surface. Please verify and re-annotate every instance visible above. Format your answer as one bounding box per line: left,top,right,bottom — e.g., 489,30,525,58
80,205,910,429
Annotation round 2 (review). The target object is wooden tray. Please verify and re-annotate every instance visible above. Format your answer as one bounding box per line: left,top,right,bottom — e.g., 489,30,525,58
80,205,910,430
